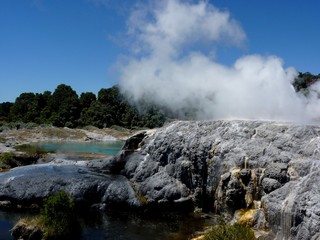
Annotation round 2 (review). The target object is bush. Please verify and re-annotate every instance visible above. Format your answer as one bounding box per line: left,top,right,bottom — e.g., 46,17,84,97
203,222,256,240
0,152,18,168
41,191,81,239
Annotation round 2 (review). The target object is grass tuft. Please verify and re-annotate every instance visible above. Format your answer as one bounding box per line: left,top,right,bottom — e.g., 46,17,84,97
203,220,256,240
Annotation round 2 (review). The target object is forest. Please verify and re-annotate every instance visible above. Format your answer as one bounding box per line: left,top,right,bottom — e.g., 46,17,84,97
0,71,319,130
0,84,166,129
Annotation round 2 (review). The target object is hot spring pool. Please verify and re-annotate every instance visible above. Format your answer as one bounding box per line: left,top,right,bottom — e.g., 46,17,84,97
15,141,124,156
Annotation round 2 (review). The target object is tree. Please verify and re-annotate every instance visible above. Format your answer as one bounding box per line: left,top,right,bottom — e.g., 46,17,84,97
97,87,125,126
0,102,13,121
9,93,37,122
49,84,80,127
79,101,110,128
292,72,320,94
79,92,96,110
37,91,52,124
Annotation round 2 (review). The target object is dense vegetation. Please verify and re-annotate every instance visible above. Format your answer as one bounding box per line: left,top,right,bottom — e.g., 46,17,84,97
0,72,319,130
0,84,167,129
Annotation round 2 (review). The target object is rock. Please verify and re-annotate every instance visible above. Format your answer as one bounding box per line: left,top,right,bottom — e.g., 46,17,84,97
264,163,289,184
122,131,147,152
225,177,246,209
11,220,43,240
261,178,282,193
0,200,12,209
240,168,251,185
0,163,140,210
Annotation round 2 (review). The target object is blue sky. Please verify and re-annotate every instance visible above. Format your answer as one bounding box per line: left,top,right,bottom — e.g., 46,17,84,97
0,0,319,103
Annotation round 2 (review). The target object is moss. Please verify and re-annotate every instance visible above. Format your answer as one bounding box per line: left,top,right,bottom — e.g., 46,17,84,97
136,192,148,205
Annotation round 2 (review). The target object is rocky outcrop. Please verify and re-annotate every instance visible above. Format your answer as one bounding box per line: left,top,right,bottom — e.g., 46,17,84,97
11,220,43,240
119,120,320,239
0,161,141,210
1,120,320,239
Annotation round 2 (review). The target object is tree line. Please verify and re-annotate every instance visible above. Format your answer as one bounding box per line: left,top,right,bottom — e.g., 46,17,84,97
0,84,166,129
0,72,319,130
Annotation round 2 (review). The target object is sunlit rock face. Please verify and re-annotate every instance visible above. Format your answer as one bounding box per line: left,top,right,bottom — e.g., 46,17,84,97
0,162,141,210
1,120,320,239
122,120,320,239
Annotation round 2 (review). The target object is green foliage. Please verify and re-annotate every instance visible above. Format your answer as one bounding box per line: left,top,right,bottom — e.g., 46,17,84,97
0,152,18,168
41,191,80,239
0,84,168,129
0,102,13,121
49,84,80,128
203,222,256,240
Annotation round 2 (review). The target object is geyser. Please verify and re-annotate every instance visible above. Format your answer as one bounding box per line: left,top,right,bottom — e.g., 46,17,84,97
118,0,320,123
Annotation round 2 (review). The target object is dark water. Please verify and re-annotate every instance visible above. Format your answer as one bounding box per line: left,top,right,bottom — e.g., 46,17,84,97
0,210,212,240
15,141,124,156
0,210,37,240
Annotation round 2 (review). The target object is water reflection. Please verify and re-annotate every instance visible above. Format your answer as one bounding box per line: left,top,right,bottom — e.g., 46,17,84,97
0,210,213,240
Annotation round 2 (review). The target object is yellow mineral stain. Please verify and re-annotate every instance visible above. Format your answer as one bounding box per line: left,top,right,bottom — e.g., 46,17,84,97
240,209,256,226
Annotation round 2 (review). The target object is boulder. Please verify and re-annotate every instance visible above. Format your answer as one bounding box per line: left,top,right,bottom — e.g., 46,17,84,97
261,178,281,193
11,220,43,240
0,163,140,210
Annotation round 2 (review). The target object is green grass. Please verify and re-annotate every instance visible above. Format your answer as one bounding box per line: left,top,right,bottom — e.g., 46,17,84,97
203,222,256,240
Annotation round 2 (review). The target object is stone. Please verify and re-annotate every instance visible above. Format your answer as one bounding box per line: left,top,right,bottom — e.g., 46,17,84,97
0,163,140,210
11,220,43,240
261,178,282,193
240,168,251,185
264,163,289,184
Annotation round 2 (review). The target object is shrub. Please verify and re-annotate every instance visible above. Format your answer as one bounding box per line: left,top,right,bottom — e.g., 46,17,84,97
203,222,256,240
41,191,81,239
0,152,18,168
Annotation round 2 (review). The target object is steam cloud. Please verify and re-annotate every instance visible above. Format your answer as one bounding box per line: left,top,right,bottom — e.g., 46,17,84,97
118,0,320,123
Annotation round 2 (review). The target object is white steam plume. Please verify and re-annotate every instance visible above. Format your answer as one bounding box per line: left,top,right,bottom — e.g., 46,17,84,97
118,0,320,123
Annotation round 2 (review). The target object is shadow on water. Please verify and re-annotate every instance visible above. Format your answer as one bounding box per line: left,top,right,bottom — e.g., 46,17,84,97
0,210,37,240
81,211,214,240
0,209,215,240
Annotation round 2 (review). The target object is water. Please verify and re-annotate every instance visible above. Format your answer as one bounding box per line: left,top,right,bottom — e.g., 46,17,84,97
0,210,36,240
0,210,211,240
4,141,213,239
15,141,124,156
